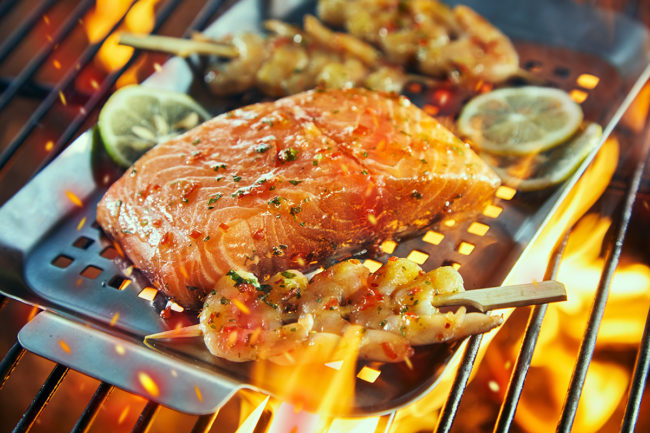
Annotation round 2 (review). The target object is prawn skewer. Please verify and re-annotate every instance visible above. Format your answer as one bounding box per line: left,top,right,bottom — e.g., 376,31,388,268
118,0,525,97
145,260,565,365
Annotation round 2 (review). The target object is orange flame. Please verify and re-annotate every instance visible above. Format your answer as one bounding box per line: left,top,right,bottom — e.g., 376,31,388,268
512,209,650,433
252,326,363,420
84,0,158,74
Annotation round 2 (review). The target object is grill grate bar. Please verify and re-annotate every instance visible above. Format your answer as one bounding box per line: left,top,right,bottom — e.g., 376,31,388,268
0,0,140,172
12,363,68,433
70,382,114,433
0,0,57,64
131,401,160,433
34,0,189,173
0,342,25,392
493,236,568,433
0,0,95,112
0,0,19,22
186,0,231,36
557,121,650,432
0,77,53,99
191,412,220,433
434,333,483,433
620,303,650,432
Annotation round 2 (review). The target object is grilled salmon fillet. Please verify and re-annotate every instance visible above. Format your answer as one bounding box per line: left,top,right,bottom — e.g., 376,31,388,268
97,88,500,308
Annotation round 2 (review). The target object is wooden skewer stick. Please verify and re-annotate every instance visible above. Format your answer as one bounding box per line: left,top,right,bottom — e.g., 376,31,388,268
118,33,238,58
144,281,566,341
431,280,566,313
144,323,202,341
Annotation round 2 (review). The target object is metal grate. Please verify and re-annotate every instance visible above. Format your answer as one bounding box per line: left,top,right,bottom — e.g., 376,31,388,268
0,0,649,432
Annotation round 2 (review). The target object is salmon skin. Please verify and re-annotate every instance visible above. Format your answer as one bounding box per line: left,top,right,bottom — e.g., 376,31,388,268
97,88,500,309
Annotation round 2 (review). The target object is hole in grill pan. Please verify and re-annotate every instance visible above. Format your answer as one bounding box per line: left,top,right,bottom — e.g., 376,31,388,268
107,275,130,290
523,59,542,72
553,66,571,78
99,246,119,260
51,254,74,269
72,236,94,249
80,265,102,279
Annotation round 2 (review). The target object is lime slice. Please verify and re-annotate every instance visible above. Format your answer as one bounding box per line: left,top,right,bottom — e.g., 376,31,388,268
457,86,583,155
98,85,210,167
481,122,602,191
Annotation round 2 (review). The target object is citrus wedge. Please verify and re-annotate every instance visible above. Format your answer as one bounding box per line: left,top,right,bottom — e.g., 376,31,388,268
98,85,210,167
481,122,602,191
458,86,583,155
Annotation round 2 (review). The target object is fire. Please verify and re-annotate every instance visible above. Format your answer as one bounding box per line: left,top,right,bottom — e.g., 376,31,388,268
253,326,362,415
249,325,369,432
84,0,158,74
511,209,650,433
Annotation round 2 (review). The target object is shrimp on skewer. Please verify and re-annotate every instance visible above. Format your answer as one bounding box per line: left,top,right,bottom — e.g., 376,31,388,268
418,5,519,83
349,258,503,346
204,33,268,96
299,260,415,362
199,270,313,362
199,259,502,364
318,0,520,83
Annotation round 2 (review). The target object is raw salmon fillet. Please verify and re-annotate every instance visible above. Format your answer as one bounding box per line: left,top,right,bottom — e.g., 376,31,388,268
97,88,500,308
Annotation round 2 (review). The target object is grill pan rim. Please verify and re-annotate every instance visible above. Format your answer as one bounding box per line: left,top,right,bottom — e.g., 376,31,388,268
1,0,650,416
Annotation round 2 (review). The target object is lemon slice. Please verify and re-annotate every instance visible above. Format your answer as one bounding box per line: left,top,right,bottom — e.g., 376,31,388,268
98,85,210,167
481,122,602,191
457,86,583,155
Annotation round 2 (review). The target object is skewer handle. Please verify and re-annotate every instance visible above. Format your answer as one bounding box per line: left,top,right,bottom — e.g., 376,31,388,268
431,280,566,312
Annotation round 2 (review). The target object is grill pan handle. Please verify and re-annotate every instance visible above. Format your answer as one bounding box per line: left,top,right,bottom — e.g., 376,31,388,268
18,311,240,415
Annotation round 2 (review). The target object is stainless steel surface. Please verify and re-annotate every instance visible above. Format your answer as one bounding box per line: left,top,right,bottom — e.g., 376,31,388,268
1,0,649,417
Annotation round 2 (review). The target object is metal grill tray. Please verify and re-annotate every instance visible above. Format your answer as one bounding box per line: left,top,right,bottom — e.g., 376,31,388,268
2,0,649,416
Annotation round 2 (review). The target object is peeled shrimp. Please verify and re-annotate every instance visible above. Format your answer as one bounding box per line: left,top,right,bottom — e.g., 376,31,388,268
299,260,414,362
418,5,519,83
350,258,503,345
199,270,313,362
204,33,268,96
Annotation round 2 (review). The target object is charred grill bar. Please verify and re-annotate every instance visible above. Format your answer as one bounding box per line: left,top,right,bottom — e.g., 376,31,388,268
0,1,649,432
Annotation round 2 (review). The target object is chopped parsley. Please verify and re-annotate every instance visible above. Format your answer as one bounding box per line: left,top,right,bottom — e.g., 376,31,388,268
268,196,283,207
226,270,260,288
255,143,271,153
207,193,223,205
278,148,299,162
